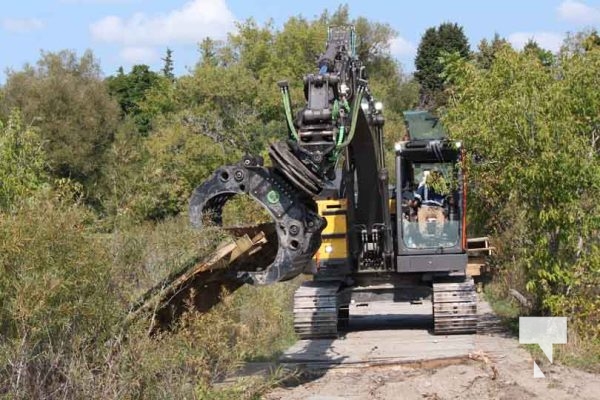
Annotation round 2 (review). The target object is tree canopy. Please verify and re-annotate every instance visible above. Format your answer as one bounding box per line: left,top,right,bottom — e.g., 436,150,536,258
107,64,164,135
2,50,119,194
415,22,470,108
442,35,600,336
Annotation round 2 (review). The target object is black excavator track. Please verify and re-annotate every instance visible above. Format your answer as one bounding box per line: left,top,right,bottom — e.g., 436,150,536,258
293,281,342,339
432,278,478,334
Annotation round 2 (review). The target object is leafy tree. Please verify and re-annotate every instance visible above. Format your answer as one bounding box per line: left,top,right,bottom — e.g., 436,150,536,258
523,39,554,67
198,37,221,67
135,119,237,220
227,19,275,78
0,109,47,209
269,16,327,83
583,30,600,50
415,23,470,108
561,29,600,56
442,43,600,336
171,60,268,154
107,64,163,135
2,50,119,193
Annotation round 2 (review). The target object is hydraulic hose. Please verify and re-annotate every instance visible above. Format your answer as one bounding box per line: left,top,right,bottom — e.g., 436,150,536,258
279,83,299,141
336,85,365,149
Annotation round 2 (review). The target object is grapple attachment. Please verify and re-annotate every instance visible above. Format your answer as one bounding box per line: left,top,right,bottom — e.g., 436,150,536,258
189,157,326,285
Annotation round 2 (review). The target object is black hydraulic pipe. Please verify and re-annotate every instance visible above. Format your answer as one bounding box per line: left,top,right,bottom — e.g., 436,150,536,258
378,168,395,268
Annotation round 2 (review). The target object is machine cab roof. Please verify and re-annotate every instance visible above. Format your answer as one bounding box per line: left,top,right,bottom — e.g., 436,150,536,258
403,110,447,141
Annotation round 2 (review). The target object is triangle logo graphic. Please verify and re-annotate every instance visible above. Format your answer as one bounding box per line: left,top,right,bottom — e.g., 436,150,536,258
533,361,545,378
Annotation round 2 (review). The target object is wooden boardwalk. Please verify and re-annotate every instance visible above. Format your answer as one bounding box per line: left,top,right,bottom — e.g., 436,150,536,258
281,297,506,368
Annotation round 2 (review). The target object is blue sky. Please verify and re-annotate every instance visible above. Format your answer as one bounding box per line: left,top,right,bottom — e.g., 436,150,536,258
1,0,599,81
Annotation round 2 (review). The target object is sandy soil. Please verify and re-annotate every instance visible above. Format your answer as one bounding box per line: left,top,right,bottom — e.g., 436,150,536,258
266,337,599,400
264,301,599,400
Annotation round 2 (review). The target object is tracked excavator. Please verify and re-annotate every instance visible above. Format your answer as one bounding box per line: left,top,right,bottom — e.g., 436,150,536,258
189,26,478,339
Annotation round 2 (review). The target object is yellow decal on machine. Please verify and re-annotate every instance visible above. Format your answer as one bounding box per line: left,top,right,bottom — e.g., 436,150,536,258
315,199,348,260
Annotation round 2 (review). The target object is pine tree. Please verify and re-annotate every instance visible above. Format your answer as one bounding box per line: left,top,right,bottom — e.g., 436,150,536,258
475,33,509,69
161,48,174,81
415,23,470,108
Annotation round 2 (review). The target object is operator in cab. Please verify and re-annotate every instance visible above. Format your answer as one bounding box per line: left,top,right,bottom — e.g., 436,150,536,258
413,169,447,235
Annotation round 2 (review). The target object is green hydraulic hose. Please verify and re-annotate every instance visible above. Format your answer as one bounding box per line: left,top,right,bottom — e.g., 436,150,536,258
337,125,345,146
336,86,365,149
280,87,299,141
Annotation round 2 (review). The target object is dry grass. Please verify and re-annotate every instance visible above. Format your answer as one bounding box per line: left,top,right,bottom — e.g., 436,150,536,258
484,278,600,373
0,195,299,399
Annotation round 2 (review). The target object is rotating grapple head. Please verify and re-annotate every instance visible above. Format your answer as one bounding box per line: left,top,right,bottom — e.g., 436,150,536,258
277,26,372,195
189,157,325,285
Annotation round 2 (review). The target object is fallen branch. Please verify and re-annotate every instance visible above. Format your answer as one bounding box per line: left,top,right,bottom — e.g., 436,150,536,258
509,289,530,308
469,350,499,380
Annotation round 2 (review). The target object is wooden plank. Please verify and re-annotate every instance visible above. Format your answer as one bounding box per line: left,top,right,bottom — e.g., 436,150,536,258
433,292,477,302
467,263,482,276
229,232,266,261
124,231,266,326
467,236,489,242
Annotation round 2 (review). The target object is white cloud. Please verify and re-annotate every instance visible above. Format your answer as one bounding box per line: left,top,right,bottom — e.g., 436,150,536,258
119,46,159,64
557,0,600,25
508,32,565,52
389,36,416,57
90,0,235,46
1,18,44,33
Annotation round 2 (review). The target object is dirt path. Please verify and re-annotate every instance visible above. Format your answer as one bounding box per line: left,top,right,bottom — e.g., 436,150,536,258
264,300,599,400
267,336,599,399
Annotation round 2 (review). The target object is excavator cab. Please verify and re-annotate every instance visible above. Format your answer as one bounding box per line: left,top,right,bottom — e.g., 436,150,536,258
395,111,467,273
402,162,460,248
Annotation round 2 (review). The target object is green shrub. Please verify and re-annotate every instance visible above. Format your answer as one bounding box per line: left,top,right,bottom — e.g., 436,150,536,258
443,42,600,340
0,197,298,399
0,109,47,210
0,193,120,397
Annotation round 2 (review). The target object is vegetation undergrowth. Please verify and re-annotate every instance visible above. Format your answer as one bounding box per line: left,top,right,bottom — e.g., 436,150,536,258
0,192,300,399
484,276,600,373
